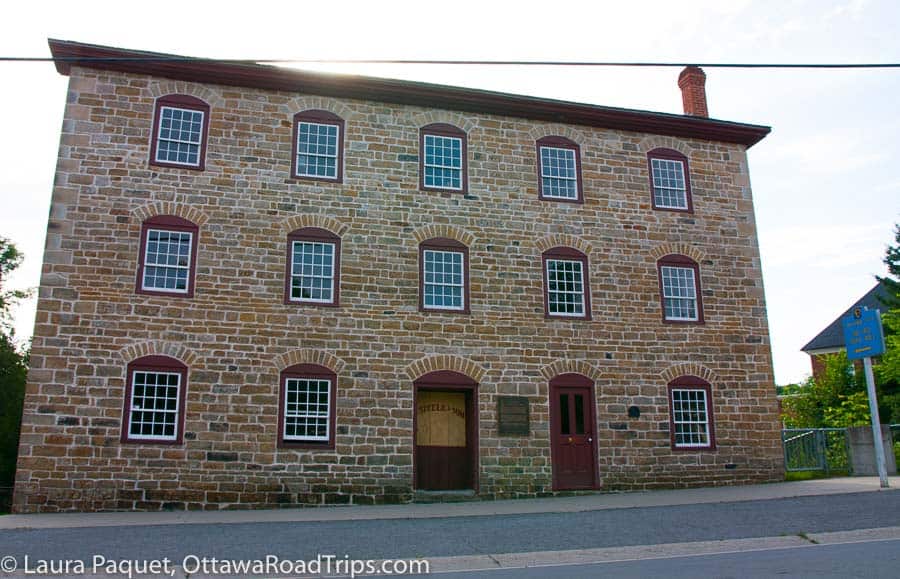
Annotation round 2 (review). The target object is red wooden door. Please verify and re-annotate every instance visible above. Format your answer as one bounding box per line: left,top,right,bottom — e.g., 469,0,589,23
550,379,597,490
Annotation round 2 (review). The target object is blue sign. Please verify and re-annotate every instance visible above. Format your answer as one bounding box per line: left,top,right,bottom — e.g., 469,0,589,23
842,307,886,360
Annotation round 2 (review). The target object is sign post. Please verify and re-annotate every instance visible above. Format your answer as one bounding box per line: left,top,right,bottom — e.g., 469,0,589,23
842,307,889,488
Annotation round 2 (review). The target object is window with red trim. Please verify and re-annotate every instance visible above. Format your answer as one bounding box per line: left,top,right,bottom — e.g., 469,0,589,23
121,355,187,444
136,215,199,298
537,136,582,202
657,254,703,323
542,247,591,320
292,110,344,183
150,94,210,170
419,238,470,313
420,123,467,193
647,148,692,212
284,227,341,306
278,363,337,449
667,376,716,450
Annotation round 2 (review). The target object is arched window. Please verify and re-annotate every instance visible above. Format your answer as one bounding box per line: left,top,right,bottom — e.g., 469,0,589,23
657,254,703,323
136,215,199,297
419,237,470,313
667,375,716,450
284,227,341,306
420,123,467,193
150,94,210,170
542,247,591,320
121,355,188,444
647,147,692,212
278,363,337,449
292,109,345,182
536,136,582,202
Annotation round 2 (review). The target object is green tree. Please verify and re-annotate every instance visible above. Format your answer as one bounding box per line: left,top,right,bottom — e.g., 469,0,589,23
781,351,865,428
874,223,900,422
0,236,29,499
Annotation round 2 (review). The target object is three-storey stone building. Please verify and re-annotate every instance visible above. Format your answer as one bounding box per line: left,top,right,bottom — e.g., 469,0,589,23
14,40,782,512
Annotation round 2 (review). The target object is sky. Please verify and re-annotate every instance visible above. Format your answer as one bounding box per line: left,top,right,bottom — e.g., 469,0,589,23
1,0,898,385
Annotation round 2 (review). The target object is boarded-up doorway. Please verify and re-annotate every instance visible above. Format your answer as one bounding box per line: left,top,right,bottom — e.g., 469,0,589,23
414,371,478,490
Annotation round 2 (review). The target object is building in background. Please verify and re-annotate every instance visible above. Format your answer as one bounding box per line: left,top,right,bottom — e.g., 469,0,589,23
14,40,782,512
801,281,893,378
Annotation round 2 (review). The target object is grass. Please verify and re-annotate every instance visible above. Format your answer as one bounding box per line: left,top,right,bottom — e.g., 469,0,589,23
785,469,850,482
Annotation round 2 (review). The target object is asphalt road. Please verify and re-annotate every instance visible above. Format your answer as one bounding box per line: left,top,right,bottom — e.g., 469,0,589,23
0,491,898,564
420,538,900,578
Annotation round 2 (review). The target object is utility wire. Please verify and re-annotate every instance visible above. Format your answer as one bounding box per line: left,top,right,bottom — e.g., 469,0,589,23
2,56,900,68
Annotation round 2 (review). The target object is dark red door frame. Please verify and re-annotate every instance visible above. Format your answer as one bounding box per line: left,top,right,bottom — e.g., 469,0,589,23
549,373,600,490
412,371,479,491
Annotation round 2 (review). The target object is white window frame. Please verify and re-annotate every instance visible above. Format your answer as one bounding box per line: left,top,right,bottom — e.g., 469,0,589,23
289,240,336,304
423,249,465,311
155,106,205,167
141,228,193,294
126,370,181,442
651,157,689,210
283,378,332,442
295,121,341,180
423,133,463,191
671,388,711,448
546,258,586,317
661,265,699,322
539,145,579,200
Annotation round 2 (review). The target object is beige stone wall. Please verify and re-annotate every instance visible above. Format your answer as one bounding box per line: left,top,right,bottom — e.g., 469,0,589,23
14,66,783,512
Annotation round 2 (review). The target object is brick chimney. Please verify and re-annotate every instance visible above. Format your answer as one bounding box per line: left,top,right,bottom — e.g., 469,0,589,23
678,66,708,117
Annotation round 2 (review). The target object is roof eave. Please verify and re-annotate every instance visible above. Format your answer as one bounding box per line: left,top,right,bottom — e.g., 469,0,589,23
48,39,771,148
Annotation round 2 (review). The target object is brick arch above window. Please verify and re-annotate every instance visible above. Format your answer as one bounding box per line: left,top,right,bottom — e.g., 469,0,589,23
657,254,704,324
527,124,586,146
148,82,223,108
534,234,593,257
539,360,602,382
411,224,476,247
281,214,348,237
410,111,475,134
660,363,718,385
649,243,706,264
637,135,693,157
292,109,345,183
117,341,199,366
283,97,359,122
404,355,487,383
150,94,211,170
285,227,342,306
131,201,209,227
270,349,347,375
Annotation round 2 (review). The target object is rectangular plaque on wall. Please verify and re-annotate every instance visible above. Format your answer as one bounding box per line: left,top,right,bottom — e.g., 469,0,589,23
497,396,530,436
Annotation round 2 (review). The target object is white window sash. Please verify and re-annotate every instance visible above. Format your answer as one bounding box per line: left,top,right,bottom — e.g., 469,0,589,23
295,121,340,178
290,241,336,303
671,388,710,447
155,106,204,166
661,266,698,321
283,378,331,442
423,249,465,311
546,259,586,317
540,146,578,199
141,229,193,294
127,371,181,441
424,134,463,190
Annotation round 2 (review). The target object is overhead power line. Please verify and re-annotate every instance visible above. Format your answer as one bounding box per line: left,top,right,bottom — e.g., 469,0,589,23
2,56,900,69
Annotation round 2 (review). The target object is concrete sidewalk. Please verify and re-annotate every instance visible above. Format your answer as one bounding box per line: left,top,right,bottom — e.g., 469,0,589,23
1,476,896,530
